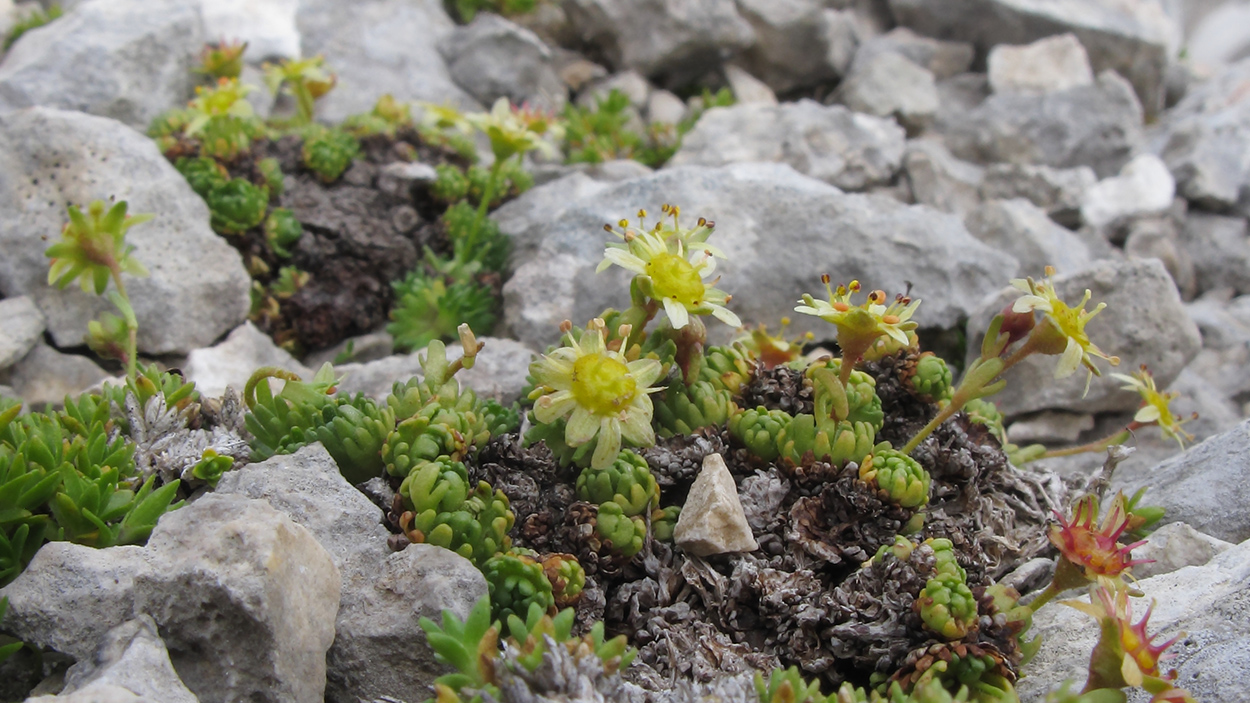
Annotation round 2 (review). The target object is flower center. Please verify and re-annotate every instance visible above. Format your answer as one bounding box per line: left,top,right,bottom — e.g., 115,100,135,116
1049,299,1091,346
571,353,638,416
646,253,705,307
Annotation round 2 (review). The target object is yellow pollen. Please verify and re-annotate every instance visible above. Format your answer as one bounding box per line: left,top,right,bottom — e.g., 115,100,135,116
882,315,900,324
645,253,705,306
570,353,637,416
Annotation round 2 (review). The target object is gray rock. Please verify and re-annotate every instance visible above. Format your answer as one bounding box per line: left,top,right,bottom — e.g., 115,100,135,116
669,100,906,191
1130,521,1233,579
0,542,149,661
577,70,651,109
25,684,149,702
1080,154,1175,230
0,295,44,370
0,108,251,355
836,51,938,134
646,88,686,125
732,0,850,93
964,199,1106,278
439,13,565,110
1006,410,1095,444
1186,291,1250,352
2,343,111,407
1112,419,1250,543
853,27,974,80
51,616,197,703
964,258,1201,417
675,454,758,556
296,0,478,123
1179,212,1250,297
134,494,340,703
376,161,438,200
561,0,755,84
201,0,299,62
1123,215,1195,299
724,64,777,105
888,0,1176,116
304,330,397,368
901,139,983,216
213,444,487,703
1018,538,1250,703
943,70,1144,179
503,163,1017,349
0,0,203,129
1156,57,1250,212
183,322,313,399
334,336,533,404
987,33,1095,95
980,162,1098,227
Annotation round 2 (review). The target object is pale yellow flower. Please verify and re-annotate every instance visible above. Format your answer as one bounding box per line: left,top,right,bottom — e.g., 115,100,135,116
1011,267,1119,388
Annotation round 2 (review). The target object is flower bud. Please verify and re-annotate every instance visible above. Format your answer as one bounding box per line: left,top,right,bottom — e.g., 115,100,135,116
998,303,1036,346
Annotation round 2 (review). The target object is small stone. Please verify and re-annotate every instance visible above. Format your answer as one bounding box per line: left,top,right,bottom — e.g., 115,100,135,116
439,13,565,110
3,343,110,408
1130,522,1233,579
987,33,1094,94
183,322,313,399
979,162,1097,227
134,494,340,703
1006,411,1096,444
1123,216,1195,299
733,0,846,93
0,542,150,661
854,27,974,80
1180,213,1250,297
674,454,759,557
577,70,651,109
1080,153,1175,230
901,139,983,216
836,51,939,134
49,616,197,703
646,89,686,125
0,295,44,370
724,64,778,105
964,198,1106,277
376,161,439,199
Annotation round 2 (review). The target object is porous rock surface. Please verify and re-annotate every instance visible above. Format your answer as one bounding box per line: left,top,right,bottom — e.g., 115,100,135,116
0,107,251,355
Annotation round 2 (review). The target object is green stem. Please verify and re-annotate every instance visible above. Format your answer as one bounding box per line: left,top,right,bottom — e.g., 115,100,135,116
110,271,137,382
293,81,314,127
902,401,960,456
1027,582,1062,613
464,158,505,269
1039,429,1133,459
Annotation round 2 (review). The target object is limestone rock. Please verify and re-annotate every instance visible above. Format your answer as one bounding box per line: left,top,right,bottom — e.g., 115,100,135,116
733,0,850,93
2,344,111,408
724,64,777,105
0,0,203,129
296,0,478,123
0,108,251,355
440,13,565,110
0,542,150,661
134,494,341,703
901,139,983,216
854,27,974,80
942,71,1144,179
0,295,44,371
979,162,1097,228
888,0,1176,116
502,163,1017,349
836,51,939,134
987,33,1094,95
1113,419,1250,544
1006,411,1095,444
183,322,313,399
674,454,758,556
669,100,906,191
201,0,300,62
48,616,197,703
1130,521,1233,579
964,198,1107,278
964,258,1201,417
1080,153,1175,230
333,336,533,404
1179,212,1250,298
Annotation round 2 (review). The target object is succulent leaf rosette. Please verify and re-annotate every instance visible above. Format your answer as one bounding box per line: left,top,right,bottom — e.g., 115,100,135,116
528,319,664,469
598,205,740,330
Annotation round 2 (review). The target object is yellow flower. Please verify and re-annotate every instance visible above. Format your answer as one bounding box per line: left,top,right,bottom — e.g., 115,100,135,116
528,319,664,469
1011,266,1119,388
597,205,739,330
466,98,564,161
184,77,255,138
794,277,920,367
419,102,473,134
1111,366,1194,449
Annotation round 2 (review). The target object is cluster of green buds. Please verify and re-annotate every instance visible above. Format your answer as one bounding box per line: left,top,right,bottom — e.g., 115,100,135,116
482,551,555,624
736,318,814,369
575,450,659,516
398,460,514,565
502,602,636,677
342,94,413,138
654,379,736,437
700,343,757,395
182,77,263,160
541,552,586,607
756,666,1004,703
300,126,360,183
916,539,978,641
46,200,152,381
263,208,303,258
206,178,269,234
908,353,953,404
858,449,931,509
594,500,647,558
651,505,681,542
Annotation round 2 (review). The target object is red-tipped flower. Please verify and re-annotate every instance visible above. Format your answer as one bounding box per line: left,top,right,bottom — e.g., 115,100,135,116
1067,580,1181,689
1050,493,1150,580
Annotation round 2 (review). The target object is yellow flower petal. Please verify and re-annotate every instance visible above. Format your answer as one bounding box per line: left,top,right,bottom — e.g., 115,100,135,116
592,416,622,469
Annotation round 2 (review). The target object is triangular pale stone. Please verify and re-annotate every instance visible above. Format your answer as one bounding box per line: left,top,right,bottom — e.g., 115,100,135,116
674,453,759,557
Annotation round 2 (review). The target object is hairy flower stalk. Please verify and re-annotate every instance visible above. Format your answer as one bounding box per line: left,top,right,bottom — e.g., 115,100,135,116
46,200,153,381
795,277,920,388
528,318,664,469
901,267,1120,455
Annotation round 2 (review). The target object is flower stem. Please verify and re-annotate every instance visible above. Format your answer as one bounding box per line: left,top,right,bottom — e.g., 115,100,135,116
1027,582,1062,613
110,270,138,382
1039,429,1133,459
465,158,505,269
